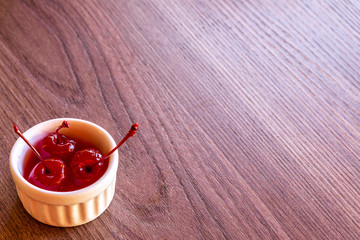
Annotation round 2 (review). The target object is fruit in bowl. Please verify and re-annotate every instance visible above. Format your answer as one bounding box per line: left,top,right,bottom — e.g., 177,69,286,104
9,118,138,227
13,121,138,192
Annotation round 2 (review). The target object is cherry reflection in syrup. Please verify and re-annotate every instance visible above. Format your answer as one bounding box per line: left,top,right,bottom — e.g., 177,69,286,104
14,121,139,191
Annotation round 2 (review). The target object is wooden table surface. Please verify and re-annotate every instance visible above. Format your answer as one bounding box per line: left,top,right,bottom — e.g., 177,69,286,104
0,0,359,239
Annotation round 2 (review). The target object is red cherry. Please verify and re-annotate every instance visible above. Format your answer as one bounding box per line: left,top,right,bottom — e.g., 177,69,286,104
42,121,76,157
13,124,67,191
70,148,104,187
28,158,67,191
69,123,139,187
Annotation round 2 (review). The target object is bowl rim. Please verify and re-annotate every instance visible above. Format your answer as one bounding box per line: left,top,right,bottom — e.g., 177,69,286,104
9,118,119,205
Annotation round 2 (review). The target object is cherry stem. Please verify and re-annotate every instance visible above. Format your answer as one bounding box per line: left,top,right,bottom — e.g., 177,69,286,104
55,121,70,144
13,124,49,173
100,123,139,161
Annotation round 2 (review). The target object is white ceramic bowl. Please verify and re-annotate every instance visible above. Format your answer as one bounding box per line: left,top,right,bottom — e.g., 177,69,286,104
9,118,118,227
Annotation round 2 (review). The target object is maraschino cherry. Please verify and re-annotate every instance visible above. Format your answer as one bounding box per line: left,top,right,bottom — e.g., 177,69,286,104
70,123,139,188
14,125,67,191
41,121,76,157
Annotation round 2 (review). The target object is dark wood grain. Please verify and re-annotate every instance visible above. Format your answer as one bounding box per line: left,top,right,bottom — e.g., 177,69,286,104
0,0,359,239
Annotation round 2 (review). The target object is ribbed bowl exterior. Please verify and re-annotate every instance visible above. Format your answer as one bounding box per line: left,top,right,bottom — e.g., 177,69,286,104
16,179,116,227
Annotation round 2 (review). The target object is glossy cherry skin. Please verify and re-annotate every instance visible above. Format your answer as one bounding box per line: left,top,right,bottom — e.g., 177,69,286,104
42,133,76,157
70,148,105,188
28,158,67,191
